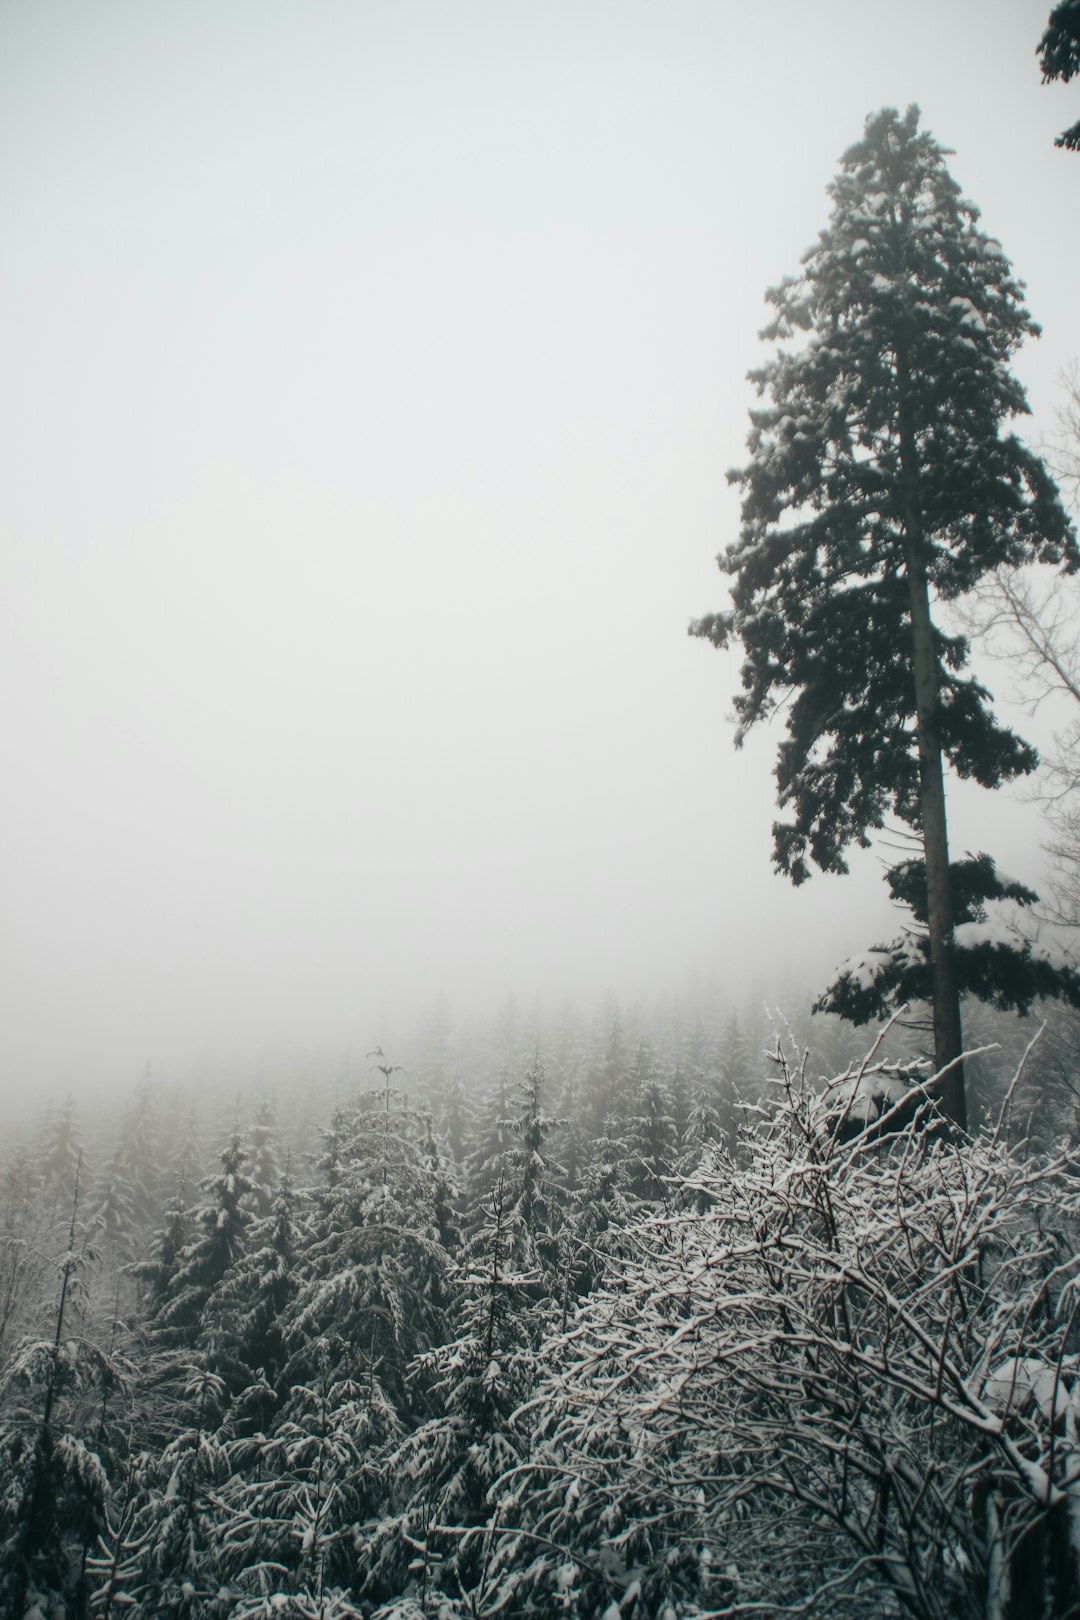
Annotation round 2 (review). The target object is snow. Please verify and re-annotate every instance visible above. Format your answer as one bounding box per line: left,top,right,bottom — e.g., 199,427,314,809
983,1356,1075,1420
952,919,1019,950
834,947,896,991
825,1069,919,1128
949,296,987,331
830,932,923,992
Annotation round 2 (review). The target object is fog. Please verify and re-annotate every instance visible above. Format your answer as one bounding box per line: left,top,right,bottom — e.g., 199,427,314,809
2,0,1078,1102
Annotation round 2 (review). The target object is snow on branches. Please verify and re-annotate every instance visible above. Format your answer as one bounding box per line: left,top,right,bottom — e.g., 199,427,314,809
490,1043,1080,1619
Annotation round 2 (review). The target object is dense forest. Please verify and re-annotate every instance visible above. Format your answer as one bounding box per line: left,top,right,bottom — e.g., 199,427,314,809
3,988,1080,1620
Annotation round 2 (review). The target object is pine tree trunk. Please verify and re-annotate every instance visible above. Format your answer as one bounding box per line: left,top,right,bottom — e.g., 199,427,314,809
905,552,966,1128
896,349,966,1129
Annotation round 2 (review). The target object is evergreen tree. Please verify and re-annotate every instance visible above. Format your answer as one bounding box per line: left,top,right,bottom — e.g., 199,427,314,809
358,1178,539,1613
0,1159,120,1619
624,1043,677,1203
464,1068,515,1200
148,1135,253,1348
133,1172,194,1324
39,1095,85,1213
1039,2,1080,150
0,1145,48,1373
246,1096,280,1219
419,1112,461,1258
91,1142,139,1265
436,1071,474,1166
215,1344,397,1612
281,1059,450,1414
584,1017,630,1136
199,1160,304,1405
692,106,1078,1126
312,1102,349,1211
119,1070,169,1241
502,1053,564,1279
107,1363,231,1616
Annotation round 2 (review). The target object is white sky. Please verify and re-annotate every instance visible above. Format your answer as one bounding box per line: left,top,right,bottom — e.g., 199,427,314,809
2,0,1078,1096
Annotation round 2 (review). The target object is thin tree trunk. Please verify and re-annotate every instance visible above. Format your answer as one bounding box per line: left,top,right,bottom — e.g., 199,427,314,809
905,553,966,1128
896,341,966,1129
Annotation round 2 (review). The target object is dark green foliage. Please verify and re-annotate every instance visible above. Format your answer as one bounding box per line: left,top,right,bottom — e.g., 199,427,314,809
1039,1,1080,149
280,1063,451,1412
693,106,1073,881
501,1053,565,1275
148,1135,253,1347
822,853,1080,1024
358,1179,537,1610
691,106,1078,1112
111,1364,231,1615
0,1166,122,1619
217,1352,398,1607
133,1175,194,1324
199,1163,304,1400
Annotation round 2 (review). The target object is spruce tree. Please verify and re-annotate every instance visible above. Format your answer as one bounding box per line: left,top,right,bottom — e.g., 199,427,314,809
282,1061,450,1415
692,106,1078,1126
359,1178,539,1612
246,1096,280,1219
147,1134,253,1347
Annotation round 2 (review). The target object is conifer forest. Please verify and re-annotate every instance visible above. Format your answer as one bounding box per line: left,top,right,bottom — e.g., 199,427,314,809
5,6,1080,1619
7,989,1080,1620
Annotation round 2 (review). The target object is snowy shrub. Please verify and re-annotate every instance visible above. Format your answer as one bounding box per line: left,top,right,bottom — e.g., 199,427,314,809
491,1045,1080,1619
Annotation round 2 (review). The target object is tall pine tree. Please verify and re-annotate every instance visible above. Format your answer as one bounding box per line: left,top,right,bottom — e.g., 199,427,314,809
693,106,1078,1126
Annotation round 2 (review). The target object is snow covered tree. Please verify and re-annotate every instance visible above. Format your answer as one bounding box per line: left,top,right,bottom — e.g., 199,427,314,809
0,1145,51,1375
1039,1,1080,150
584,1017,630,1136
492,1042,1080,1619
214,1344,397,1611
623,1043,677,1203
199,1160,305,1407
246,1097,281,1219
464,1069,515,1201
821,850,1080,1032
133,1172,193,1324
39,1096,85,1212
692,106,1078,1127
358,1178,539,1612
436,1073,474,1167
105,1363,231,1615
148,1134,253,1348
502,1053,564,1276
281,1061,451,1415
0,1159,122,1618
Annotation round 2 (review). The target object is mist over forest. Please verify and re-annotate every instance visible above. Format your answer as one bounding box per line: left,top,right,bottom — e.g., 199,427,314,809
4,1,1080,1616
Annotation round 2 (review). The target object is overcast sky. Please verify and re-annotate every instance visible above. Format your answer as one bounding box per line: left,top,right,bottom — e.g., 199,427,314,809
2,0,1078,1097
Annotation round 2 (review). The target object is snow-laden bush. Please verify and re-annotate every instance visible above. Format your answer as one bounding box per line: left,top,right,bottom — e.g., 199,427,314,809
490,1042,1080,1619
